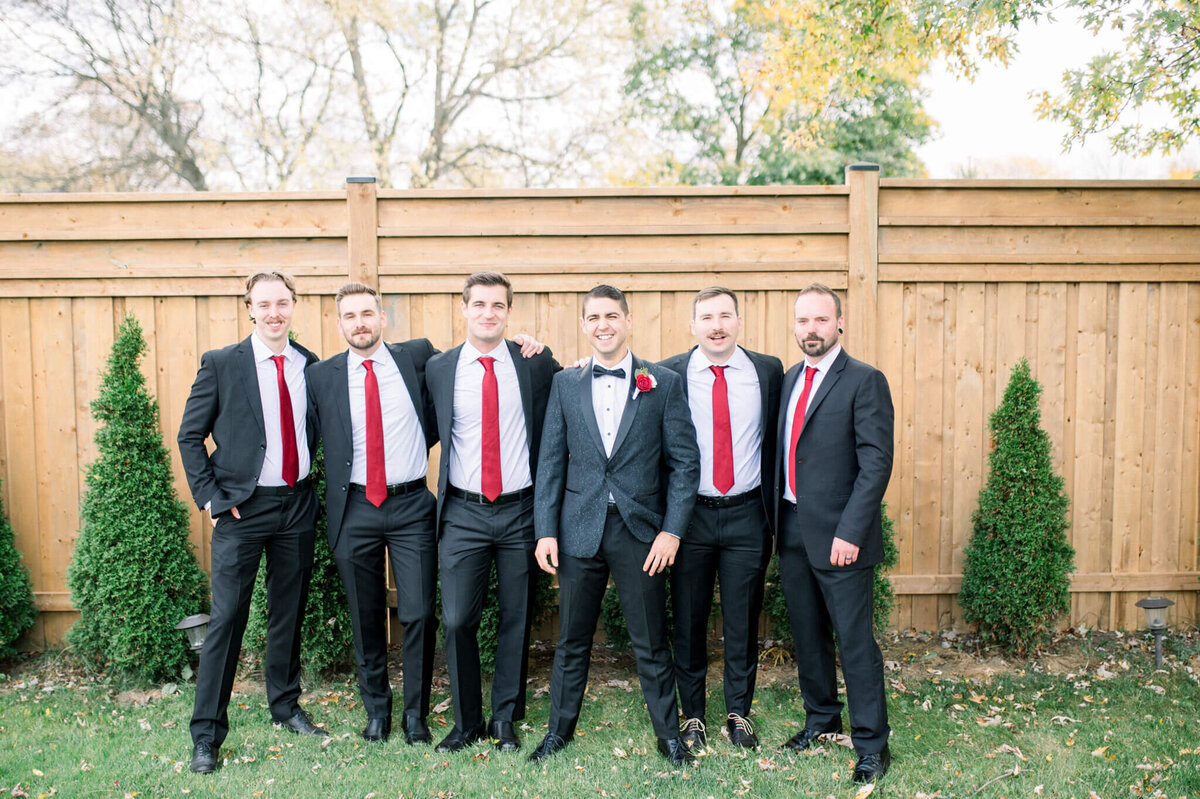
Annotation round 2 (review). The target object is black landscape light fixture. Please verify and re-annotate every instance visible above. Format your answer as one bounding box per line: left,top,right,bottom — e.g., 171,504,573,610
175,613,211,653
1134,596,1174,668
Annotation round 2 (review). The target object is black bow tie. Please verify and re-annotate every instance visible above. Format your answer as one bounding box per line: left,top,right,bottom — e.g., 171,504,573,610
592,365,626,379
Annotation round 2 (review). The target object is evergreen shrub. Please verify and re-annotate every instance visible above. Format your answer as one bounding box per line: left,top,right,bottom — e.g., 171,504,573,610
0,480,37,657
958,358,1074,656
66,316,209,683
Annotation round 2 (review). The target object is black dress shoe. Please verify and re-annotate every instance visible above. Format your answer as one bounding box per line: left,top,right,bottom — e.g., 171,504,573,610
435,723,487,753
402,715,431,745
276,709,329,737
781,726,837,752
190,741,218,774
488,719,520,751
528,732,570,763
362,716,391,742
680,717,706,749
656,736,697,766
852,746,892,783
726,713,759,749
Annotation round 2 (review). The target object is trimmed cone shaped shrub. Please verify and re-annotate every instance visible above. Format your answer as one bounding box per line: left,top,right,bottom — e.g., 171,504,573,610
67,315,209,683
959,358,1074,656
246,446,355,677
0,480,36,657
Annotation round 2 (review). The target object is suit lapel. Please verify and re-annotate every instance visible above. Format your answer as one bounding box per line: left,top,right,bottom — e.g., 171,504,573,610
678,347,696,400
333,352,353,444
578,363,607,457
608,355,642,458
778,364,799,448
236,336,266,435
508,340,535,452
388,343,427,436
435,344,464,440
803,349,847,429
749,349,772,439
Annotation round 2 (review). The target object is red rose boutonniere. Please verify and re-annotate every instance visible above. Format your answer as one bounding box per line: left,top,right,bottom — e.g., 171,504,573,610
633,367,657,398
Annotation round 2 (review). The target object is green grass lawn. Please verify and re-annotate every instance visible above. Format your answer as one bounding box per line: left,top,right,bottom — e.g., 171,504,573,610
2,632,1198,798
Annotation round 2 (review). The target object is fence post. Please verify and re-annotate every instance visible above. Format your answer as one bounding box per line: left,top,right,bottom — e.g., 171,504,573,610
346,177,379,288
845,163,880,365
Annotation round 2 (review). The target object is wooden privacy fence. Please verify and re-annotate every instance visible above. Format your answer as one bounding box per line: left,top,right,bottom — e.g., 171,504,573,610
1,169,1197,648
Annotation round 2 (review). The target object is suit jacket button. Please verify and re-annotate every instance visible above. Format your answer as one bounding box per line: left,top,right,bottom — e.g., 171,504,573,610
346,460,352,467
341,486,347,491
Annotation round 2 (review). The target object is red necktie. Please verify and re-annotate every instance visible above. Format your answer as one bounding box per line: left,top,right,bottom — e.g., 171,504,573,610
710,365,734,495
271,355,298,487
363,360,386,507
787,366,817,496
479,356,502,502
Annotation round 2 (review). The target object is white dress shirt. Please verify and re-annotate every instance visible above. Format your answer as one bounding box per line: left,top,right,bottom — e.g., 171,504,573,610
687,346,762,497
449,340,532,493
347,346,428,484
591,351,633,458
782,343,841,503
250,331,310,486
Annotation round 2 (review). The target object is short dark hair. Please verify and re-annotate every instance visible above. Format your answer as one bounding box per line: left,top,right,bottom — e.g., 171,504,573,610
582,284,629,315
692,286,739,316
243,271,297,306
796,282,842,317
462,271,513,307
335,281,381,312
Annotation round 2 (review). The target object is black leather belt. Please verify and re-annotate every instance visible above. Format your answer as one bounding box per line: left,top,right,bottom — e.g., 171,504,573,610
448,485,534,505
253,477,311,496
695,486,761,509
349,478,427,497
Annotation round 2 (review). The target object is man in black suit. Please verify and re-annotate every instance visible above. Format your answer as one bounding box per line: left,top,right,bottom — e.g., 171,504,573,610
178,270,328,775
776,283,894,783
425,272,560,753
530,284,700,767
305,281,443,746
659,287,782,751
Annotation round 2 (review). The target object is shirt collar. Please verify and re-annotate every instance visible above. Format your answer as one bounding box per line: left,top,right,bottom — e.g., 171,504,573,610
591,350,633,377
462,339,510,365
688,345,750,374
348,344,389,371
251,330,296,363
804,343,842,374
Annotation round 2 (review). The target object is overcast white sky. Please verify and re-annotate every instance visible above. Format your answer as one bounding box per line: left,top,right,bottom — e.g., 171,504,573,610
916,13,1200,179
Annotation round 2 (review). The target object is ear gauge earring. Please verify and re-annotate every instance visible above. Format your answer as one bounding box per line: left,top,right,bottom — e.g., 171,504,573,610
838,328,843,334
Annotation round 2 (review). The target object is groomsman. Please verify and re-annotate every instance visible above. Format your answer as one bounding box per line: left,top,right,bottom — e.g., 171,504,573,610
178,270,326,775
425,272,560,753
531,284,700,767
306,282,441,745
776,283,894,784
659,287,782,750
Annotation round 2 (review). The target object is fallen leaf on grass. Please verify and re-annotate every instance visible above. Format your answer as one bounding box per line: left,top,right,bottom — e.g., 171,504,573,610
1050,715,1079,724
756,757,777,770
433,697,452,713
976,715,1004,726
822,733,855,749
853,784,876,798
1091,746,1109,757
612,748,627,759
31,772,43,778
996,744,1026,760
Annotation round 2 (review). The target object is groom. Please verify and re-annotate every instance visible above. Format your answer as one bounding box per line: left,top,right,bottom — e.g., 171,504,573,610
530,284,700,767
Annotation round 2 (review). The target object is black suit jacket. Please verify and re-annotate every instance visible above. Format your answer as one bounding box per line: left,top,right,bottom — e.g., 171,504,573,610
775,348,894,568
426,341,561,529
534,355,699,558
178,335,319,516
659,345,783,535
306,340,439,548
